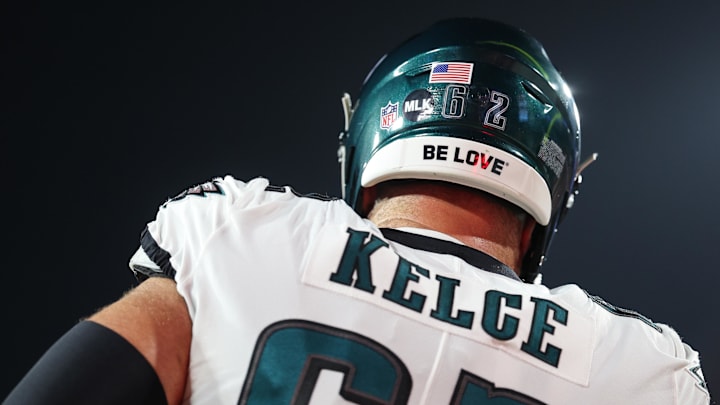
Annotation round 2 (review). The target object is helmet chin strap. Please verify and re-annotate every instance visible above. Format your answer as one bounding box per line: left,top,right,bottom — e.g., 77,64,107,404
566,152,599,210
341,92,353,132
527,152,598,285
338,93,355,200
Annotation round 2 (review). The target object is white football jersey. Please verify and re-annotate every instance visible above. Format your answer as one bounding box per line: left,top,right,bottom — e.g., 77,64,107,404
129,176,709,405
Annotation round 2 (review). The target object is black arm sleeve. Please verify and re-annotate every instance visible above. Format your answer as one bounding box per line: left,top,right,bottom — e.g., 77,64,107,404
4,321,168,405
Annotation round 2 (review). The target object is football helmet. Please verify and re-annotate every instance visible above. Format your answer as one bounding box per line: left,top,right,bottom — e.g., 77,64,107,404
338,18,594,283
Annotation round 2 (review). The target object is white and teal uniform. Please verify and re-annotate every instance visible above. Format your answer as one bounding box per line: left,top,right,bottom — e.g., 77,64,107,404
129,176,709,405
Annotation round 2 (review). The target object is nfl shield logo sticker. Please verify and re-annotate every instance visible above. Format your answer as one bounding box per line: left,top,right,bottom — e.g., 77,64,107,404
380,101,398,129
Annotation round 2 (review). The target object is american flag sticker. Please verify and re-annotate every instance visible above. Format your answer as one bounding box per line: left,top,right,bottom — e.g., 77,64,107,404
428,62,474,84
380,101,398,129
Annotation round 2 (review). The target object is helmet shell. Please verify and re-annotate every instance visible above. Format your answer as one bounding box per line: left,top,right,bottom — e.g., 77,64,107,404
339,18,581,281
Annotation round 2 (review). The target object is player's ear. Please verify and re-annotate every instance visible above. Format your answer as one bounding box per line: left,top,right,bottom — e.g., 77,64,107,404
359,186,377,216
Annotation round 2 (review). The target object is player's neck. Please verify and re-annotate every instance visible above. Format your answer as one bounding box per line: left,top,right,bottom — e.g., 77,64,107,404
367,191,526,272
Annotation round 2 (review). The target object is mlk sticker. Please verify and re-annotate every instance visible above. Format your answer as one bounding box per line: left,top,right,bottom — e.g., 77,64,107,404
403,89,434,122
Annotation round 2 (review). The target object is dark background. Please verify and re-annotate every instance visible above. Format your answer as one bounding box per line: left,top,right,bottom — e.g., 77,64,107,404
3,1,717,401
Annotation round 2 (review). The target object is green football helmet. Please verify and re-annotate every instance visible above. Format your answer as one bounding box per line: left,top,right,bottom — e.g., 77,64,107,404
338,18,594,283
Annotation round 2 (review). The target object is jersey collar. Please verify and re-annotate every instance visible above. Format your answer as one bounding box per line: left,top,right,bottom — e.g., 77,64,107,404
379,227,522,282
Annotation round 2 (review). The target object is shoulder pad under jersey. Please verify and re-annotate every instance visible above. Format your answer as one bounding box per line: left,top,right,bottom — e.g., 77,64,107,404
128,246,173,282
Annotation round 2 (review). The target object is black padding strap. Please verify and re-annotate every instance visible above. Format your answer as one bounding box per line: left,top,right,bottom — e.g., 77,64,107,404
140,226,177,280
4,321,167,405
